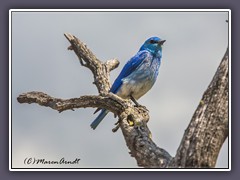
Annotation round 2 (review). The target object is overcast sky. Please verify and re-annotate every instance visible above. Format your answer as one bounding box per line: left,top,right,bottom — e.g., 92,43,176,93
11,10,229,169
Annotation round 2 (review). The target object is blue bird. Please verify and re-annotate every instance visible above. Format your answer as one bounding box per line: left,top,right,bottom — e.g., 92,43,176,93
91,37,166,129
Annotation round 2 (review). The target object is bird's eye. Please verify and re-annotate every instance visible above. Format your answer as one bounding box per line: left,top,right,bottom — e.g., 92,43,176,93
149,40,156,44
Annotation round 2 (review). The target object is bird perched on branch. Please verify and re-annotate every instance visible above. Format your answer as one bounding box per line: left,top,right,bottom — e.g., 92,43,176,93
91,37,166,129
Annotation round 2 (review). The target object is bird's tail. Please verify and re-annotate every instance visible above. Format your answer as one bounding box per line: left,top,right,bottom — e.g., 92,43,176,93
90,109,109,130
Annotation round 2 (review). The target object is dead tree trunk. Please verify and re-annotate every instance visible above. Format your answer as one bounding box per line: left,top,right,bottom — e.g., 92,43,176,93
17,34,229,168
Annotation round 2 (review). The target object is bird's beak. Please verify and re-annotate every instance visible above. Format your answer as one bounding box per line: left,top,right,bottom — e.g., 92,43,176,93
158,40,166,45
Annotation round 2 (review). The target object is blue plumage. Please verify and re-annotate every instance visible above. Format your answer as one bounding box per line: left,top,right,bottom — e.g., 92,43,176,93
90,37,165,129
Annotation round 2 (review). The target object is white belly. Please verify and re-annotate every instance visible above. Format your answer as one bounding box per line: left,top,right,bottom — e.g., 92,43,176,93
116,71,155,100
115,54,160,100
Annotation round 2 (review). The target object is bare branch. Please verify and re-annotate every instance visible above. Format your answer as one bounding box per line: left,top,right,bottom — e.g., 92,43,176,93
170,48,229,168
105,58,120,71
17,91,127,114
119,107,172,167
64,33,119,95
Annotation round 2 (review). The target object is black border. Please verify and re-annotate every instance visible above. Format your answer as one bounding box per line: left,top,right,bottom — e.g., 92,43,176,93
10,9,230,171
1,0,239,179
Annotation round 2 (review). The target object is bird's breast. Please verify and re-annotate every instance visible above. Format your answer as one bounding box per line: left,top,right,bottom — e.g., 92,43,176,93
116,56,161,100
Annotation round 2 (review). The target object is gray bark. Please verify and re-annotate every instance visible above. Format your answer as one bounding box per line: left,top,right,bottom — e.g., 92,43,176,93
17,34,229,168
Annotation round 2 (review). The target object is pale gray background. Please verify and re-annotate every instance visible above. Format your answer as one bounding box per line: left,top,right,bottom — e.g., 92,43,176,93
11,11,229,168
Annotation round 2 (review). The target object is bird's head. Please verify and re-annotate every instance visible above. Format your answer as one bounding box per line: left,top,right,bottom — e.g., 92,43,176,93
139,37,166,54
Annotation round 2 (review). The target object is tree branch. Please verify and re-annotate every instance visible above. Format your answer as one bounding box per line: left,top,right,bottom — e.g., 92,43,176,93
169,48,229,168
64,33,119,95
17,34,228,168
17,91,128,114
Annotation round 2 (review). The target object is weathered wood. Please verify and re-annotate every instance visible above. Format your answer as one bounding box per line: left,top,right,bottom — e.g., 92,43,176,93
169,48,229,168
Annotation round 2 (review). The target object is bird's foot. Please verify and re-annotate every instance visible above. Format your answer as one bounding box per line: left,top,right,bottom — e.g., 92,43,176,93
130,95,141,106
134,104,149,113
129,95,148,112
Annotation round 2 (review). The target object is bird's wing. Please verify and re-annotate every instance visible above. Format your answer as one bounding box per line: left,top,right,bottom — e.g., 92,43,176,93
110,50,150,93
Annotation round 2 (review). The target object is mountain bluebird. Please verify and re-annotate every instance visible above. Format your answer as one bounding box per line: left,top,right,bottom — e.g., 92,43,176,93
91,37,166,129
